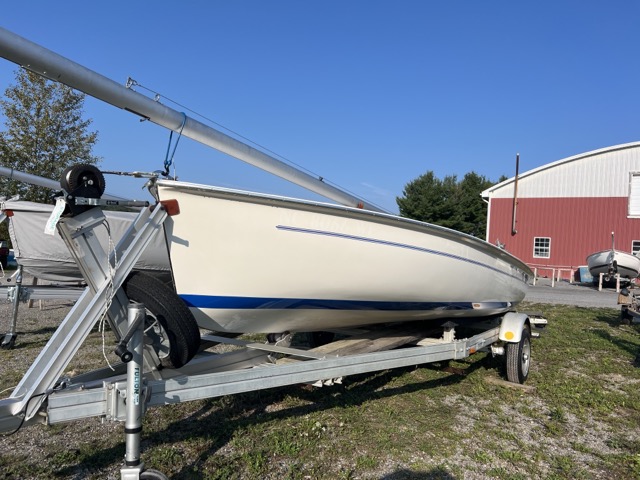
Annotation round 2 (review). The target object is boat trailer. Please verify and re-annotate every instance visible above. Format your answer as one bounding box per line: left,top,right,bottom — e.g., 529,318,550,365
618,286,640,325
0,178,547,479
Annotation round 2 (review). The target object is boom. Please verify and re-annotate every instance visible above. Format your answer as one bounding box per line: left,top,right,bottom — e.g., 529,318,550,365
0,27,385,212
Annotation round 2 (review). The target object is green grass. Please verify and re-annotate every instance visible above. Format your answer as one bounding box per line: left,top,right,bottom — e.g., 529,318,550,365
1,302,640,479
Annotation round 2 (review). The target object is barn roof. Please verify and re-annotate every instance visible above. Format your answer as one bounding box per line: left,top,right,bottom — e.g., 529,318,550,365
481,141,640,199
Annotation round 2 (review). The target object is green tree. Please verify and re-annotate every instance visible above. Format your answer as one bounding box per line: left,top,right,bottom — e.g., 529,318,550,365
0,69,100,203
396,170,496,237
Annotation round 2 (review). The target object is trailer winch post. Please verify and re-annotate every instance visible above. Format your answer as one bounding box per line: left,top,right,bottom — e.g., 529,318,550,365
121,302,147,480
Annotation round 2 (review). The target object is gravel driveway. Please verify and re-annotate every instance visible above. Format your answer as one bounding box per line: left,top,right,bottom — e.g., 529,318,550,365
524,277,623,309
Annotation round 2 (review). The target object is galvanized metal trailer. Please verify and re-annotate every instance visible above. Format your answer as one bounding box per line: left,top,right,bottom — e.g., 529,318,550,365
0,183,546,479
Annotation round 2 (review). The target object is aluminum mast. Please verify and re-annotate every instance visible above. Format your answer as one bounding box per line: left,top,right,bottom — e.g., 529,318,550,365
0,27,385,212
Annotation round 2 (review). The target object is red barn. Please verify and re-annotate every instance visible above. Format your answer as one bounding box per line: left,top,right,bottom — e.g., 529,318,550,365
481,142,640,280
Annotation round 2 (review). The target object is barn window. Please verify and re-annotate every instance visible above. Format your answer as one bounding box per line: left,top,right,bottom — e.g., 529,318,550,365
633,240,640,256
628,172,640,217
533,237,551,258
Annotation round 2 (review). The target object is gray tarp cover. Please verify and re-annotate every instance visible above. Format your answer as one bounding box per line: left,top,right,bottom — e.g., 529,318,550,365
3,200,170,282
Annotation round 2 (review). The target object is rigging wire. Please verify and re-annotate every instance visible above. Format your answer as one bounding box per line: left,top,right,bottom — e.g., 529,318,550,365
127,79,388,212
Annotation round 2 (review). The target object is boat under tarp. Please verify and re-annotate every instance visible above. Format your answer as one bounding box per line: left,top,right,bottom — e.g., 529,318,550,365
1,199,170,282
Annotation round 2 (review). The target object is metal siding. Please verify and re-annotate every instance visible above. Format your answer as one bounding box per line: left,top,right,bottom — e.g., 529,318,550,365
485,143,640,199
487,197,640,268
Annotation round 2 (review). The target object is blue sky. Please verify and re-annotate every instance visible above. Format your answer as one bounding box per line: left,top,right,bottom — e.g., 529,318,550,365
0,1,638,213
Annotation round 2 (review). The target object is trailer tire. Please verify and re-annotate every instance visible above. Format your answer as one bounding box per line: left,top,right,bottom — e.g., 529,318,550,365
506,326,531,384
123,271,200,369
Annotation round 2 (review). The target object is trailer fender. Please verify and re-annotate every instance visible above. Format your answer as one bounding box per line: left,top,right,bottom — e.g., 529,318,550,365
499,312,530,343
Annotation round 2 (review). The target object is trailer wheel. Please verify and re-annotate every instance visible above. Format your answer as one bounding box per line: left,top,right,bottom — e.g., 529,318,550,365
505,326,531,384
123,271,200,369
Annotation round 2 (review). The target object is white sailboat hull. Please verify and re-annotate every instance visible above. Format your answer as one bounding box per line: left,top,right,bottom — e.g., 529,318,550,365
587,249,640,279
157,180,532,334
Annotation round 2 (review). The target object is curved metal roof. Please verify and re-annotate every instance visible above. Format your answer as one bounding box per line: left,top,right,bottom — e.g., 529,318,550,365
481,141,640,199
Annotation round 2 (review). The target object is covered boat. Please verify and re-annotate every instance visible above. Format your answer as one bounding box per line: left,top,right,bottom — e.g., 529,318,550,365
1,199,170,282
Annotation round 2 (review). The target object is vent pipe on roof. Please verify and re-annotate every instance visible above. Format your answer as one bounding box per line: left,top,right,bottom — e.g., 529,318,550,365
511,153,519,236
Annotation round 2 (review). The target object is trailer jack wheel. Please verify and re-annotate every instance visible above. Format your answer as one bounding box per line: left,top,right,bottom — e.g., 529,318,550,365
139,468,169,480
505,326,531,384
0,333,17,349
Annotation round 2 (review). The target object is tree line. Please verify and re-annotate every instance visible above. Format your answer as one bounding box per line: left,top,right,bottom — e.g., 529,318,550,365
0,69,99,245
396,171,506,238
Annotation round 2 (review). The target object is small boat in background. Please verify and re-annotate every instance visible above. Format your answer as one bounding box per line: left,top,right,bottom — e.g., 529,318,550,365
586,232,640,280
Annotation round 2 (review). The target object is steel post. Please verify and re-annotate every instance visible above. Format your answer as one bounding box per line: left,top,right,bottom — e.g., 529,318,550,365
121,302,146,479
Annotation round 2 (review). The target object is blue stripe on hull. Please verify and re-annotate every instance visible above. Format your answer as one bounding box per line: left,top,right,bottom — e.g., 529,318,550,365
180,294,508,312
